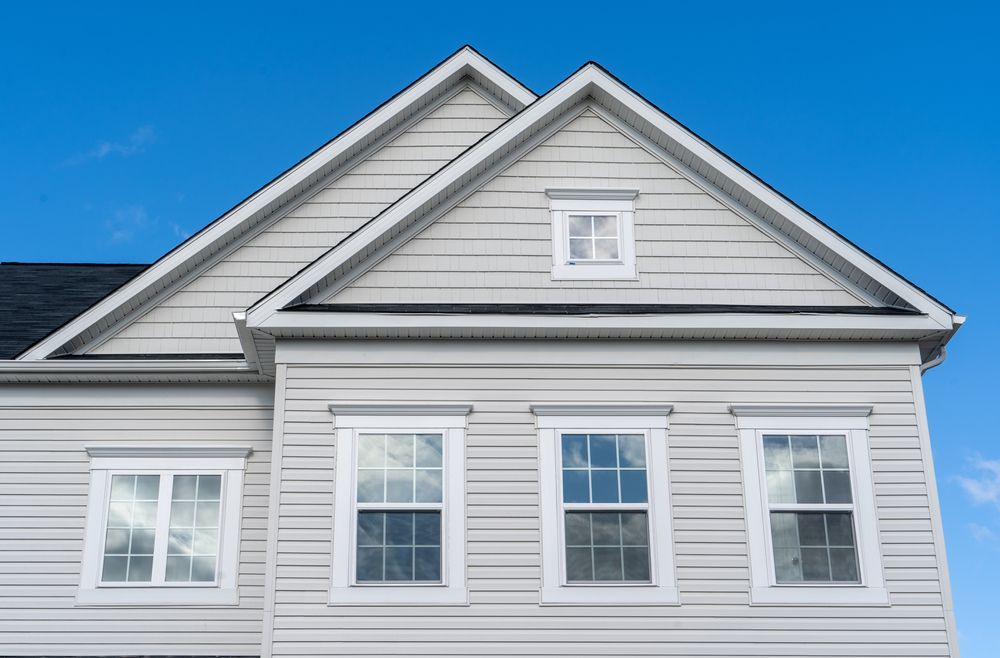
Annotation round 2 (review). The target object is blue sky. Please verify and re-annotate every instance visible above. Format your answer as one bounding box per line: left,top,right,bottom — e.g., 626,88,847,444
2,0,998,652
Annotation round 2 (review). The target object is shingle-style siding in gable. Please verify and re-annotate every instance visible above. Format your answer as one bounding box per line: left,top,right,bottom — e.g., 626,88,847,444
327,109,865,306
0,385,272,655
88,87,509,355
269,341,951,658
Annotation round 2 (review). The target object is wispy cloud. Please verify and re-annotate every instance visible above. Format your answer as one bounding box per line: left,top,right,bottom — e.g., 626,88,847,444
969,523,996,543
104,205,153,244
64,125,156,166
957,457,1000,508
170,222,191,240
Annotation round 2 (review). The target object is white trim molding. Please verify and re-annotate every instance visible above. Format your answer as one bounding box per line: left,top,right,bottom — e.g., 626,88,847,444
545,187,639,201
78,446,248,606
329,404,470,605
731,407,889,606
533,406,678,605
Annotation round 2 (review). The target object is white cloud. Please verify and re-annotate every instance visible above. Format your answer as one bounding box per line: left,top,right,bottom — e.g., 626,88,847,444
65,125,155,165
104,205,152,243
957,457,1000,507
969,523,995,543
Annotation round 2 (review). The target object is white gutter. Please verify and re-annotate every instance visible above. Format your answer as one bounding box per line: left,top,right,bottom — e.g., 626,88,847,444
919,347,947,374
0,359,257,373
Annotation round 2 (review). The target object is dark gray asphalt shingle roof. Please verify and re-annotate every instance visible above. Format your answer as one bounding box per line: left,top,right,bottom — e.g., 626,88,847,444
0,262,147,359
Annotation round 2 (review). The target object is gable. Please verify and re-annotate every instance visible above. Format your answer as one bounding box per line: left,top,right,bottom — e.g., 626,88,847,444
324,109,867,307
87,87,511,355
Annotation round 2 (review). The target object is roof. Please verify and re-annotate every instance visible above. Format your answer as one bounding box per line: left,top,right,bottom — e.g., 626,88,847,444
0,263,147,359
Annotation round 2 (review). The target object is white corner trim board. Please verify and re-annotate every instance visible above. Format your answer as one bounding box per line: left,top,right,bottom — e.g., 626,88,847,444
730,407,889,606
78,446,249,607
329,404,470,605
533,406,679,605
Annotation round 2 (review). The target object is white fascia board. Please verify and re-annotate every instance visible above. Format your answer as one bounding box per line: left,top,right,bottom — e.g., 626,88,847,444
245,66,595,326
0,359,256,373
257,310,944,334
19,48,534,362
588,71,956,327
246,64,955,331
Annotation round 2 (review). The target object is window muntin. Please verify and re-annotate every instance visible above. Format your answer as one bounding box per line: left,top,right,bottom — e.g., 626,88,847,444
99,472,224,586
559,433,651,584
567,214,621,262
353,433,445,585
761,434,860,584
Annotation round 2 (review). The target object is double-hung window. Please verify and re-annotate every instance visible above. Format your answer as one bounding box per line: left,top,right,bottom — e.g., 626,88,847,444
732,405,888,605
78,446,250,606
546,188,638,280
330,403,469,605
533,405,678,605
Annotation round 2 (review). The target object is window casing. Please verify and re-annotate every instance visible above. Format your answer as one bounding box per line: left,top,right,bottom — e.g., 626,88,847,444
546,189,638,280
731,405,889,605
533,405,678,605
329,404,469,605
78,446,250,606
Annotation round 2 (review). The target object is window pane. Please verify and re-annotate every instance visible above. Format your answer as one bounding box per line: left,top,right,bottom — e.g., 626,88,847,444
830,547,860,582
414,434,442,468
766,470,795,504
800,547,831,581
166,474,220,583
414,469,442,503
793,470,824,504
567,215,592,238
769,511,798,548
825,512,855,547
565,512,649,583
356,469,385,503
566,547,593,581
763,436,792,470
588,435,617,468
562,469,590,503
820,435,849,469
593,238,619,260
617,435,646,468
790,435,821,468
619,470,648,503
590,470,619,503
357,511,441,583
357,434,385,468
103,474,159,584
593,215,618,237
561,434,589,468
386,434,414,468
796,513,827,546
823,470,853,504
773,548,802,582
569,238,593,260
385,469,414,503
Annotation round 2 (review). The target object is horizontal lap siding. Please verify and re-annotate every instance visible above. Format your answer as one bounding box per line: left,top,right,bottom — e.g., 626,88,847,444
271,345,949,657
90,87,509,355
329,109,863,305
0,390,273,656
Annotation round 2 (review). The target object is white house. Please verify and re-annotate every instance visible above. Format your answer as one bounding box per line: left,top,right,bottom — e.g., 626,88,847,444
0,46,963,657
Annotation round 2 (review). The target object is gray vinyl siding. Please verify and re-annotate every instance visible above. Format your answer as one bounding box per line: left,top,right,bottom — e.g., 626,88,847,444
328,109,864,305
269,340,951,658
0,385,273,656
90,87,509,355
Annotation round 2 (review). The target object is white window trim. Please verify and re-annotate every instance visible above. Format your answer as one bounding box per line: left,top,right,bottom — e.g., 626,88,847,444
78,445,251,607
546,188,638,280
731,404,889,606
532,404,678,605
329,403,470,606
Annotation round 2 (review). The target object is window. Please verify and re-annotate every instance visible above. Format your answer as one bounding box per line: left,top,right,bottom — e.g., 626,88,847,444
329,404,469,605
79,446,251,606
533,405,678,605
546,188,638,280
731,405,888,605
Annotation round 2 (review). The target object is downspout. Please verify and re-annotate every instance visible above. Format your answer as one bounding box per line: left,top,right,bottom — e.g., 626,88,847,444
919,346,947,375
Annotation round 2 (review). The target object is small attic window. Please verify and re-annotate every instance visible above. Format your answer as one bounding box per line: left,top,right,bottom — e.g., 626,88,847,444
546,188,638,280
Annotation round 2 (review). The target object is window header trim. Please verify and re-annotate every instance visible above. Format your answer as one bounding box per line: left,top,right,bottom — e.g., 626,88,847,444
545,187,639,201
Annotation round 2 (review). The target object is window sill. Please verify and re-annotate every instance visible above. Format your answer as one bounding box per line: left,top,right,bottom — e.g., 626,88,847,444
76,586,239,607
551,262,637,281
329,585,469,606
540,585,679,606
749,585,889,606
